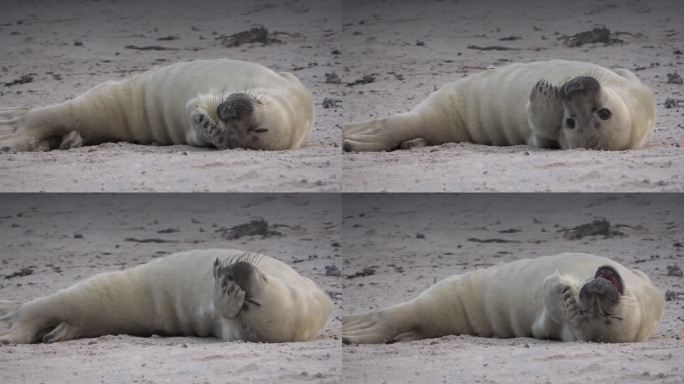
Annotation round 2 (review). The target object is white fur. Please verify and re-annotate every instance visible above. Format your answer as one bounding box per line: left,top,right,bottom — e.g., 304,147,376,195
343,253,663,343
0,249,332,344
0,59,313,151
343,60,655,151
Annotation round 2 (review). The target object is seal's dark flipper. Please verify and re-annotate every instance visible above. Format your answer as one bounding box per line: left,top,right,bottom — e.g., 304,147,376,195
42,322,79,343
559,76,600,101
528,79,564,140
399,137,428,150
0,301,21,337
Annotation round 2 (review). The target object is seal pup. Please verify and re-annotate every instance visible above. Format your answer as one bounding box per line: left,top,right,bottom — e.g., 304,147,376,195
0,59,313,152
0,249,332,344
343,253,663,344
343,60,655,151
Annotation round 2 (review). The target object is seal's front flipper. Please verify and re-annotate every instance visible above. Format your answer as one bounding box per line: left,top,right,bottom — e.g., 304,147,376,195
60,131,83,150
399,137,427,150
213,258,247,318
527,79,563,145
42,322,80,343
191,109,231,149
542,273,583,325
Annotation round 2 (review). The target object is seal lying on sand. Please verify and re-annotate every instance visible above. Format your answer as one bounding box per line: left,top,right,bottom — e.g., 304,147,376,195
0,59,313,152
343,60,654,151
343,253,663,343
0,249,332,344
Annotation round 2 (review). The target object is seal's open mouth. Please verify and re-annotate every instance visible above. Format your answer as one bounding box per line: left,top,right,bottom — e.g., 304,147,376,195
594,265,624,295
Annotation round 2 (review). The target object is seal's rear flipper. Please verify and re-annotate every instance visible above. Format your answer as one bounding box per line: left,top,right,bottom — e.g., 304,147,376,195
0,107,30,126
342,307,418,344
0,301,22,338
527,79,563,145
0,108,30,152
343,120,399,152
0,300,21,315
342,312,396,344
343,114,421,152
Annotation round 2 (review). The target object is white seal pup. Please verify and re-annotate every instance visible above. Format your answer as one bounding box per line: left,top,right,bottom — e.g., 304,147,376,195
343,253,663,344
0,59,313,152
343,60,655,151
0,249,332,344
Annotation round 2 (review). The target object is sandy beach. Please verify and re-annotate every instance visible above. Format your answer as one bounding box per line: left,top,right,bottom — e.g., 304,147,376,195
0,0,341,192
342,194,684,383
341,0,684,192
0,194,342,383
1,1,683,383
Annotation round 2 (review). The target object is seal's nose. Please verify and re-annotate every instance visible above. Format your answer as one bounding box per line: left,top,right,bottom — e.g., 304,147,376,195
560,76,600,100
224,261,255,291
579,278,620,307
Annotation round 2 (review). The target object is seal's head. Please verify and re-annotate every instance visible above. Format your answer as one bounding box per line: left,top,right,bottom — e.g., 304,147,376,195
213,92,264,149
573,265,628,341
558,76,654,150
213,86,312,150
575,265,663,342
212,254,267,318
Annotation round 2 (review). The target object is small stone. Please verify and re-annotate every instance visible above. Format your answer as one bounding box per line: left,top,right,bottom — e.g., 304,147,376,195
325,264,341,277
667,73,683,85
324,72,341,84
667,265,683,277
322,97,341,109
664,98,677,109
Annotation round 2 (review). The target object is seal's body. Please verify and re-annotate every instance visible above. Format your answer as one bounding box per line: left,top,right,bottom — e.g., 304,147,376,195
343,60,654,151
0,59,313,151
343,253,663,344
0,249,332,344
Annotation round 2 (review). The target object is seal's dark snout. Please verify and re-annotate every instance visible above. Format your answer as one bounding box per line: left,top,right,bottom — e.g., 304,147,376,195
579,278,620,307
560,76,600,100
223,261,255,291
217,93,254,122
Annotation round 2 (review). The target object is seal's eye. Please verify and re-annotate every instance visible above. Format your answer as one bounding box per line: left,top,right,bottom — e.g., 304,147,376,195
597,108,612,120
566,118,576,129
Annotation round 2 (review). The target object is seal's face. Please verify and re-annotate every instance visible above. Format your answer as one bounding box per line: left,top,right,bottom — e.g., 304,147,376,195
559,76,632,150
212,256,266,319
216,92,292,150
576,265,636,342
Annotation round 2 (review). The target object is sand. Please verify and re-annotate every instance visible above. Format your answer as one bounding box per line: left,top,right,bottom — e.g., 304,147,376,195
0,0,341,192
341,194,684,383
0,194,342,383
1,1,683,383
2,0,682,192
341,0,684,192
